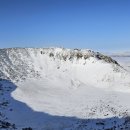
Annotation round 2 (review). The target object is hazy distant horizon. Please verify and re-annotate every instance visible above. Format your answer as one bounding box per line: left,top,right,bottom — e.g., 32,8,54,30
0,46,130,54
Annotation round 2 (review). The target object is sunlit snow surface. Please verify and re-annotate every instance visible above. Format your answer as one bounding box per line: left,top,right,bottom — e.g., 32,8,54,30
1,48,130,130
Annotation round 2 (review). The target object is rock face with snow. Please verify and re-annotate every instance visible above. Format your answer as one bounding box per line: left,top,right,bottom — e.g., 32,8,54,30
0,47,121,81
0,48,130,130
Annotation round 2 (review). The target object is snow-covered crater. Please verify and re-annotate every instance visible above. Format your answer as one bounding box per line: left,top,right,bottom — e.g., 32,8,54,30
1,48,130,130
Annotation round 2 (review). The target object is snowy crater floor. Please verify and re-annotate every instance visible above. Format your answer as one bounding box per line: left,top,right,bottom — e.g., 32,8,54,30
0,48,130,130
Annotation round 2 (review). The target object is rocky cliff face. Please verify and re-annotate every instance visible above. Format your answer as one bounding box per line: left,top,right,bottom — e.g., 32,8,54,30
0,47,120,81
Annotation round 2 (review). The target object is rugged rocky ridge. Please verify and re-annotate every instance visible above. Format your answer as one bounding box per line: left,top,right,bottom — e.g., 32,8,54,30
0,47,120,81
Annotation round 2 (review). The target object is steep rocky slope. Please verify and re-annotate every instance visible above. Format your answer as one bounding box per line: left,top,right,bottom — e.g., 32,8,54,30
0,47,123,82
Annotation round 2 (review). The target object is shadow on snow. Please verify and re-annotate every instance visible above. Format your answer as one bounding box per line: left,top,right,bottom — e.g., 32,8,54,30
0,79,130,130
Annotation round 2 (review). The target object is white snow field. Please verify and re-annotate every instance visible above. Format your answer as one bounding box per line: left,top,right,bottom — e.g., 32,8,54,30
0,48,130,130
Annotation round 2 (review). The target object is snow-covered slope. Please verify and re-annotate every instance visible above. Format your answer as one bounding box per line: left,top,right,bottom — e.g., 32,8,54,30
0,48,124,82
0,48,130,130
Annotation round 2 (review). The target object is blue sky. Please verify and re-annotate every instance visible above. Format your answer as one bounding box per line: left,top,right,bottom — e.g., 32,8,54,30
0,0,130,51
